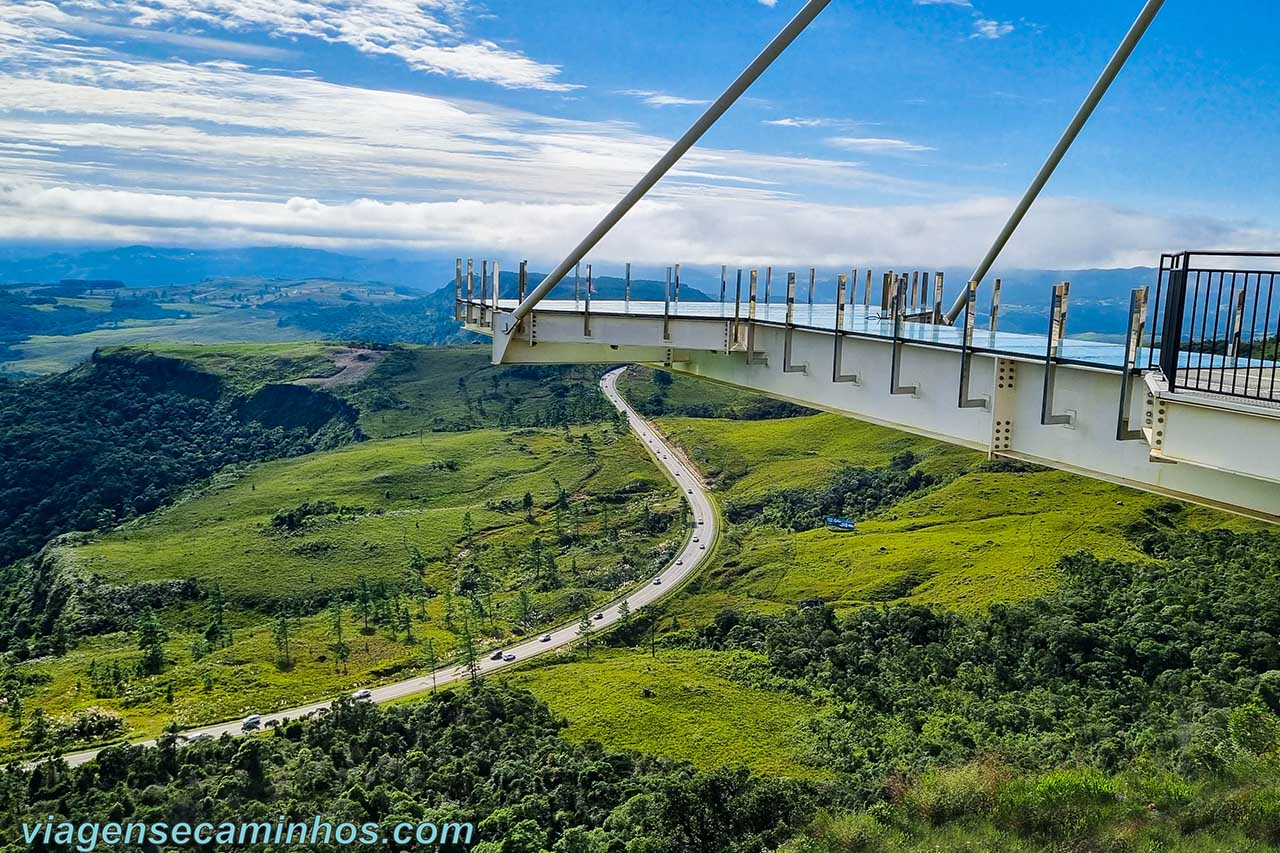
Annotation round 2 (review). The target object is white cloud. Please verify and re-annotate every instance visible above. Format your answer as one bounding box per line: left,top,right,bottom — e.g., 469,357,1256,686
619,90,711,108
0,2,1270,274
3,182,1273,272
910,0,1013,42
765,117,835,128
757,0,778,6
37,0,579,90
828,136,935,154
0,36,920,213
972,17,1014,39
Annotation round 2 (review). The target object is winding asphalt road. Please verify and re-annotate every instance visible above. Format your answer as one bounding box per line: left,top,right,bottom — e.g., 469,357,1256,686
56,366,715,767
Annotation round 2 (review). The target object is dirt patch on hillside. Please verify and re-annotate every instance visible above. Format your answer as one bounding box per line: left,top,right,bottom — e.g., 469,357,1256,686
295,347,386,388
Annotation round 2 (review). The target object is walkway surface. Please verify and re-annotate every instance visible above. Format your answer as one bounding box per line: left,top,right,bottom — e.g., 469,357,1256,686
53,367,715,768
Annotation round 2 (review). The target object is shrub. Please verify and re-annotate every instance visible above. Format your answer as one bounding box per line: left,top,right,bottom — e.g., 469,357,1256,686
902,762,1004,825
1229,699,1280,755
793,809,890,853
1239,784,1280,844
994,768,1125,838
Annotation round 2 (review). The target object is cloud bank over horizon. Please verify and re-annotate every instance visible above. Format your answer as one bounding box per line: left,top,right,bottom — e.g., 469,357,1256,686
0,1,1274,271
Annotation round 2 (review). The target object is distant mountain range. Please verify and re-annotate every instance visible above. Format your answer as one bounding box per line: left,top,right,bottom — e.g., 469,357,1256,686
0,245,458,291
0,245,1163,334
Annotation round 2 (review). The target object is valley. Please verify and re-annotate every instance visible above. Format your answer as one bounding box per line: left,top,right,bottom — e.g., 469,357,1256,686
1,342,1278,851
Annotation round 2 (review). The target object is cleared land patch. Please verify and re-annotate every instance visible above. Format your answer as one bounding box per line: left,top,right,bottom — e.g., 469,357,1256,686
504,648,827,779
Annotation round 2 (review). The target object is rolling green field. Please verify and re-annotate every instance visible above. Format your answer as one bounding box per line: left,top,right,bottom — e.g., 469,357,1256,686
2,312,317,376
8,418,680,758
63,426,667,606
660,412,977,500
1,345,692,759
504,648,827,779
347,345,621,437
642,402,1262,620
114,341,348,391
11,601,447,751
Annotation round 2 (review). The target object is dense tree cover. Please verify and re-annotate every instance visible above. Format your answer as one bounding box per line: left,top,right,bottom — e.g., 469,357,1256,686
0,290,189,343
725,452,939,530
277,293,475,346
1,688,812,853
0,351,359,567
348,349,620,433
693,519,1280,802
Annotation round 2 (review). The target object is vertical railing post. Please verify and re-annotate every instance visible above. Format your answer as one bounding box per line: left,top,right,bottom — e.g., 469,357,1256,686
663,267,671,341
785,272,796,325
454,257,463,321
880,271,893,313
958,280,987,409
733,268,743,347
518,260,528,302
764,266,772,305
492,261,500,328
584,263,592,337
833,273,858,384
910,271,919,309
1041,282,1075,426
466,258,475,325
746,269,766,364
989,278,1002,331
624,262,631,308
864,269,872,308
849,269,857,305
720,264,727,305
674,263,681,310
835,273,847,331
574,262,581,306
1117,285,1149,440
784,271,805,373
933,272,945,324
1228,287,1247,364
808,267,816,305
480,260,489,327
1158,253,1189,389
890,275,918,396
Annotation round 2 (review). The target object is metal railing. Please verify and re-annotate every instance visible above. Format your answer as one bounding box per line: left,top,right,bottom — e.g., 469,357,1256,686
1149,251,1280,402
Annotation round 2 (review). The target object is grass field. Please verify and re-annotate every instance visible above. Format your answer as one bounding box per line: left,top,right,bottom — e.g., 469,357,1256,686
7,370,681,757
8,602,452,758
659,412,978,501
10,420,679,757
1,311,316,375
63,425,671,607
503,647,827,778
616,366,808,419
110,341,347,391
347,345,621,437
630,383,1264,619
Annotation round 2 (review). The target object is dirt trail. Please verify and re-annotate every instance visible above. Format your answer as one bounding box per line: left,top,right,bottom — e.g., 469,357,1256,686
296,347,386,388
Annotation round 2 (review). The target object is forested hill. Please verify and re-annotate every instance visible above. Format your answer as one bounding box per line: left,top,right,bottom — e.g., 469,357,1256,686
0,345,363,567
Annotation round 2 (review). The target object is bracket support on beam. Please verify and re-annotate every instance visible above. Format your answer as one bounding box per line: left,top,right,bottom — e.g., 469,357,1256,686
783,272,807,374
1041,282,1076,427
890,275,919,396
958,280,989,410
832,273,860,384
1116,285,1149,440
746,269,768,366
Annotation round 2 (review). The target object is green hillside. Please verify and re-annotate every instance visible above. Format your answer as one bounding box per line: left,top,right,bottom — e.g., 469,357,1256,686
626,373,1263,621
0,344,678,758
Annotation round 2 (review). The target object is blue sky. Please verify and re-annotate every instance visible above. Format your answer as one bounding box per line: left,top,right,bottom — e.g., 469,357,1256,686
0,0,1275,270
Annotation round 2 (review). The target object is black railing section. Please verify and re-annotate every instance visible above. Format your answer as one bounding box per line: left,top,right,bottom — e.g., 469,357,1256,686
1148,251,1280,402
